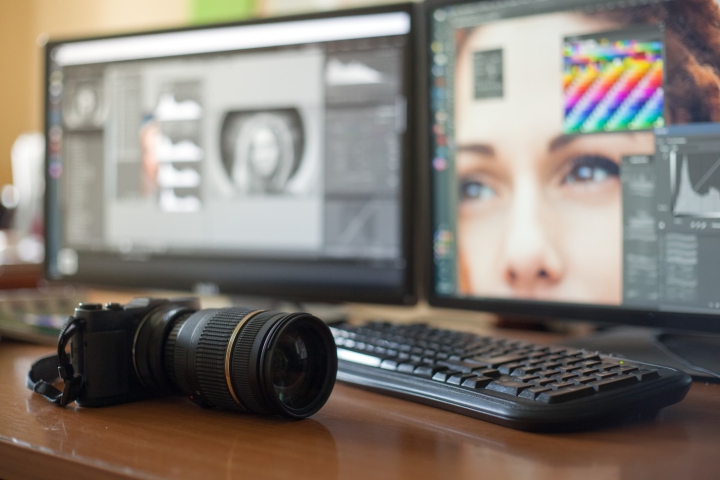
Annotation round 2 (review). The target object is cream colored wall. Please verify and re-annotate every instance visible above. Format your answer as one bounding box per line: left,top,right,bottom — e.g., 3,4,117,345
0,0,189,186
0,2,35,186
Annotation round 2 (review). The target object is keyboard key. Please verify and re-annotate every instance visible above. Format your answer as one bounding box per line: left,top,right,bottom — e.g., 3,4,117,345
635,369,660,382
532,378,555,387
537,385,594,404
519,387,551,400
380,359,399,371
590,374,639,392
413,365,446,379
498,362,525,375
572,376,596,385
432,370,461,382
462,376,493,389
486,379,532,396
540,362,562,370
578,368,599,376
548,347,568,355
448,373,477,385
512,366,542,375
593,372,618,381
558,365,582,373
612,366,640,375
464,354,530,369
515,374,540,383
397,362,422,374
337,348,384,367
548,382,574,390
473,368,501,378
555,373,579,382
436,360,478,374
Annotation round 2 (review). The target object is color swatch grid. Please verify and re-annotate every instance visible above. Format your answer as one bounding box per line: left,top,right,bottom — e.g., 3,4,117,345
563,37,664,134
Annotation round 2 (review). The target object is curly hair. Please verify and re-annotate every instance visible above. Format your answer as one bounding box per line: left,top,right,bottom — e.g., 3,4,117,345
601,0,720,124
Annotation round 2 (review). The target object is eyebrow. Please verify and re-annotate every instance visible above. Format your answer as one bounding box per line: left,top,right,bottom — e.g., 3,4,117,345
457,135,578,157
457,143,496,157
548,134,580,153
457,135,581,157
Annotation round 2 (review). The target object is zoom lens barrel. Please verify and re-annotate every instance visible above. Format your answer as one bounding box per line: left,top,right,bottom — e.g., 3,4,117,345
134,305,337,419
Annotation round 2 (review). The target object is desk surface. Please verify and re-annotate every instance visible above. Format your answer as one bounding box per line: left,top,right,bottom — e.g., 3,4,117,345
1,340,720,480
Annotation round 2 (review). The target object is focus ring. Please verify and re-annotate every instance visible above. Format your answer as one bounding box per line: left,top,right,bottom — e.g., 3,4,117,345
165,312,193,394
195,308,255,411
231,313,273,414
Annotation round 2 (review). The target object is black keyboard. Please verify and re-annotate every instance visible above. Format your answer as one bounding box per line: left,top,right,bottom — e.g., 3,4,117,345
331,321,692,432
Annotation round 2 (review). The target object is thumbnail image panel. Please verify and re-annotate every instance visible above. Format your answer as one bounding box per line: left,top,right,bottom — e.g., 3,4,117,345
563,26,664,134
103,49,325,253
62,67,107,130
220,108,306,195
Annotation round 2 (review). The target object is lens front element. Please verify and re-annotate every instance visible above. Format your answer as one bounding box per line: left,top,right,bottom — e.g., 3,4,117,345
272,329,309,402
268,318,333,414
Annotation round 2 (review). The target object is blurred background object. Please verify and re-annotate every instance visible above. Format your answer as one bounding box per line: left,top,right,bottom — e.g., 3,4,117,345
11,133,44,252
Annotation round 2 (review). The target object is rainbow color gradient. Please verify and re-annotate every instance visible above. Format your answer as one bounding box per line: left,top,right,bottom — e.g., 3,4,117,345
563,37,664,134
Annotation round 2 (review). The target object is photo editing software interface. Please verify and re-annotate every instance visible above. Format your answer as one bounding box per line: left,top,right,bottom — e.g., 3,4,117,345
430,0,720,315
45,10,412,296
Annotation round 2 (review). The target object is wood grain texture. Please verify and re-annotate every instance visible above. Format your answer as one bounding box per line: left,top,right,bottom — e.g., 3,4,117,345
1,339,719,480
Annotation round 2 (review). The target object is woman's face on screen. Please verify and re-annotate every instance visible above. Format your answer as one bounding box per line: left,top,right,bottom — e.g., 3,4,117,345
454,13,655,305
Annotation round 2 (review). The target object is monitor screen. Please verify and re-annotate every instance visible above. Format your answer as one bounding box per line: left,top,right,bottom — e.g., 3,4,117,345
44,6,416,304
428,0,720,325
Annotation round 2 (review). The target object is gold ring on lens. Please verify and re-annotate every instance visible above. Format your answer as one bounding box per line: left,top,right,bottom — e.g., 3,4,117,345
225,310,263,411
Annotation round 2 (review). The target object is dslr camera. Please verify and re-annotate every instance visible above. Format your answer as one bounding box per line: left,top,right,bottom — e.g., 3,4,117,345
30,298,337,419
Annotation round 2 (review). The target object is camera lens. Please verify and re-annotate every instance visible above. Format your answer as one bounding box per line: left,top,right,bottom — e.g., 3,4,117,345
133,304,337,418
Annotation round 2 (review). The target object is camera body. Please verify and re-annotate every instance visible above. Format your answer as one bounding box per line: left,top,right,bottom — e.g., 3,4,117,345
70,297,199,407
61,296,337,418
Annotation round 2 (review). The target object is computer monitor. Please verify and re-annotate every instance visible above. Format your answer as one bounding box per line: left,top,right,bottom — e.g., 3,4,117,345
44,4,416,304
426,0,720,335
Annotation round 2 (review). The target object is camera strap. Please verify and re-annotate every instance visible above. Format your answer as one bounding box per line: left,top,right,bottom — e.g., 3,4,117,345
26,316,85,406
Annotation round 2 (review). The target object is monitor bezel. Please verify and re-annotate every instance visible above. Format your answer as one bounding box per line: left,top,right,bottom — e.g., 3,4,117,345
43,3,418,305
422,0,720,333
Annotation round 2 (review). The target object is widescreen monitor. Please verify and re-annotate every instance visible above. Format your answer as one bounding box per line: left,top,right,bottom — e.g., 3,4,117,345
427,0,720,333
44,5,416,304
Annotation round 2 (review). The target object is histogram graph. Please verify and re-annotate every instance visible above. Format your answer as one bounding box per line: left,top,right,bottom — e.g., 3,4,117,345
672,150,720,217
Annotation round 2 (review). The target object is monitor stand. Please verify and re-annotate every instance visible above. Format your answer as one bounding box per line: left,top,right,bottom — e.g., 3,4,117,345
561,326,720,382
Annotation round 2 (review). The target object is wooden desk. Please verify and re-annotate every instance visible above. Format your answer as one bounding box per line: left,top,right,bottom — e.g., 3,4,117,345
1,340,719,480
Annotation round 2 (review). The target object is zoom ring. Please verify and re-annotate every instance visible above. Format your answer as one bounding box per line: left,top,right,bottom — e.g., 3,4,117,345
231,312,272,414
195,308,255,411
